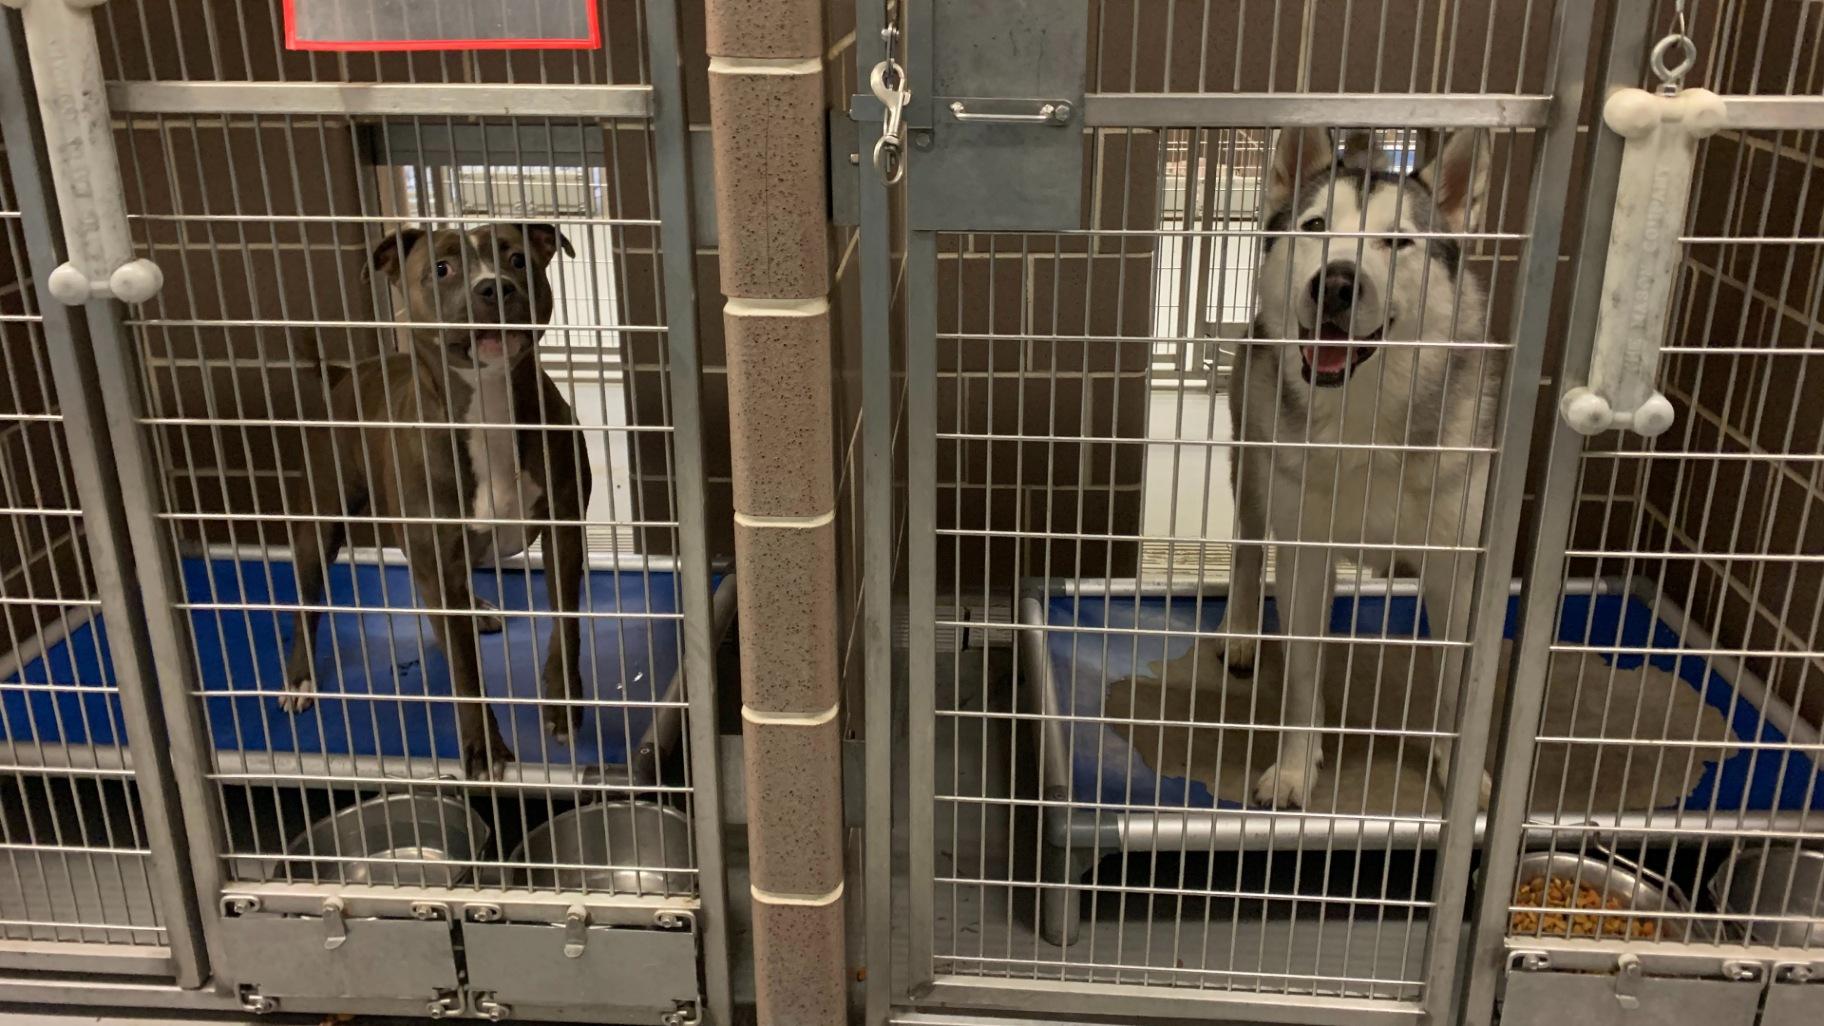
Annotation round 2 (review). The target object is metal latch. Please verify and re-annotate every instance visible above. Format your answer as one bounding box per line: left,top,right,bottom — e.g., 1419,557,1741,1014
1615,953,1644,1010
563,904,588,958
322,898,348,950
662,1000,701,1026
948,98,1075,125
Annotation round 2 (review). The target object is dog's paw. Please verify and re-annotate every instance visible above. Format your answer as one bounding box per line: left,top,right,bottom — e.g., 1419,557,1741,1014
1254,758,1320,808
1429,750,1493,810
543,701,581,744
278,678,316,714
475,597,505,634
1222,636,1258,680
462,736,516,781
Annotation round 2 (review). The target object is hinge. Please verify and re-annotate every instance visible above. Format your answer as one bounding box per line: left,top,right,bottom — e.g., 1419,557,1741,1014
473,991,511,1022
1614,953,1644,1010
563,904,588,958
321,897,348,950
238,984,277,1014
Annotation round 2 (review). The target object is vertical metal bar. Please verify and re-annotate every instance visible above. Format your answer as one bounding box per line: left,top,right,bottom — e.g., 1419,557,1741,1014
1458,2,1659,1018
856,0,895,1019
906,229,939,987
1420,0,1604,1021
0,8,208,984
645,2,731,1021
0,4,224,985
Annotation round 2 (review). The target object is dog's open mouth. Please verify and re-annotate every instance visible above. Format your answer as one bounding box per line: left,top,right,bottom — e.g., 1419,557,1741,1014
1299,322,1383,388
470,329,534,363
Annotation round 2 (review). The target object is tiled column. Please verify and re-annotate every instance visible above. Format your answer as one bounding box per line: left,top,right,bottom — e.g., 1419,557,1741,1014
704,2,846,1024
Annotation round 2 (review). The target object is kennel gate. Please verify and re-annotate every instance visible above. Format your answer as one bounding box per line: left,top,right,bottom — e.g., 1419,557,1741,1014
859,2,1824,1026
0,1,731,1022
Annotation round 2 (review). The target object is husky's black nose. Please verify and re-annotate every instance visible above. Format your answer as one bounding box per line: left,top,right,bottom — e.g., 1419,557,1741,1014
1310,262,1359,318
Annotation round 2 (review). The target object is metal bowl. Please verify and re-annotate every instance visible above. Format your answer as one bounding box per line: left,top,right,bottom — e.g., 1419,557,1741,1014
1708,844,1824,947
286,794,488,887
1513,849,1695,939
510,800,695,896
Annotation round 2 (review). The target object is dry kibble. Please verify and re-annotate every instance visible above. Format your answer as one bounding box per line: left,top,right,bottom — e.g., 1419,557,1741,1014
1510,875,1659,940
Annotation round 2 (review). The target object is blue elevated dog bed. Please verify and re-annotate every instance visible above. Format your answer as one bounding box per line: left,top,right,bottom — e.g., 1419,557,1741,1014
2,557,721,774
1032,581,1822,818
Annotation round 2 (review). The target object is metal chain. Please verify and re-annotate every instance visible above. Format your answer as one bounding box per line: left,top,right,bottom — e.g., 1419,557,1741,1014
869,6,911,185
1650,0,1697,93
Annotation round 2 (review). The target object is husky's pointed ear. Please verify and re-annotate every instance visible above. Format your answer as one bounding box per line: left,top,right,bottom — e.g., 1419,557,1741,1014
1268,127,1336,211
1420,130,1492,233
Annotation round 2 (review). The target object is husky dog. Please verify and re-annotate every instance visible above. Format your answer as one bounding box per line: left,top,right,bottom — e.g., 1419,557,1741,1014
1223,127,1499,809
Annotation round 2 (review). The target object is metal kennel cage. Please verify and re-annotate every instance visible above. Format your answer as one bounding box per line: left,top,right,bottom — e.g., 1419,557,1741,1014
855,2,1824,1026
0,0,730,1022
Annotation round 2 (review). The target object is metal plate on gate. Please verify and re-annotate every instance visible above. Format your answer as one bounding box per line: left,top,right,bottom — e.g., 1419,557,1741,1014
463,921,698,1021
1762,976,1824,1026
219,914,457,1000
1503,968,1761,1026
910,0,1088,231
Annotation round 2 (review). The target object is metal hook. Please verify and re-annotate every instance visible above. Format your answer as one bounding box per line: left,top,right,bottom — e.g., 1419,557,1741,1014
1650,0,1696,92
1650,34,1697,92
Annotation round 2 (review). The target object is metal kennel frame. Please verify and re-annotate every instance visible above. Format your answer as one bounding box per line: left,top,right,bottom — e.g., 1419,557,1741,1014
0,0,730,1022
860,2,1824,1026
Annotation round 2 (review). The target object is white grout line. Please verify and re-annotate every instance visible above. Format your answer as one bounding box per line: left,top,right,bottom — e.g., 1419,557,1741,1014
750,880,844,906
741,703,839,727
734,509,836,529
725,296,829,317
708,55,821,75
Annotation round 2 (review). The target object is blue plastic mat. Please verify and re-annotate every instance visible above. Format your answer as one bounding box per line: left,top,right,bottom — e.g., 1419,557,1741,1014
2,558,702,768
1040,588,1823,813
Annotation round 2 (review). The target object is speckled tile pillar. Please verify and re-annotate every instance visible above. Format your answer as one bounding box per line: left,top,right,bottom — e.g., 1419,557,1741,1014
705,2,846,1024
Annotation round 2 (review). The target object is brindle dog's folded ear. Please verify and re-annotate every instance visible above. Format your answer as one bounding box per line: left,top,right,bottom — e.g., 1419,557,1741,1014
365,227,426,282
523,223,576,265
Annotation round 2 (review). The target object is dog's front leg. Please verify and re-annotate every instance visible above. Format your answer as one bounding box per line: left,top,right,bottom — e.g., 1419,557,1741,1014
534,422,590,743
1253,542,1334,808
538,515,587,744
1222,444,1272,679
406,525,514,779
281,431,360,713
1419,551,1490,809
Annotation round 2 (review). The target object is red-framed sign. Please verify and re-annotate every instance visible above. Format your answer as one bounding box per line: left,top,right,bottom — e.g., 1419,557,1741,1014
283,0,601,52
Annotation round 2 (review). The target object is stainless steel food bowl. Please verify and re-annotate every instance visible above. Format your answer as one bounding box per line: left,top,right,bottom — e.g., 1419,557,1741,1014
510,800,695,896
1513,849,1695,938
286,793,487,887
1708,844,1824,947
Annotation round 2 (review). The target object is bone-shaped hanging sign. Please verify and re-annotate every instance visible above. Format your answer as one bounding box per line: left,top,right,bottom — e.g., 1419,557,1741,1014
1561,86,1725,438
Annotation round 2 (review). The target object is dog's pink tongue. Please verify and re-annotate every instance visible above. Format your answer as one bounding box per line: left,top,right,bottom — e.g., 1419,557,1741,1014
1302,344,1352,373
476,332,506,360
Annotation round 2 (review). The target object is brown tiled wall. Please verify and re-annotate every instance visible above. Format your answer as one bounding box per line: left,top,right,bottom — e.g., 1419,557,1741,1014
1638,0,1824,729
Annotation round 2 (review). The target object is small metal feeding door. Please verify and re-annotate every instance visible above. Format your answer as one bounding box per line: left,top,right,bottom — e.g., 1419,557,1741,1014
3,0,729,1021
1466,2,1824,1024
867,0,1602,1022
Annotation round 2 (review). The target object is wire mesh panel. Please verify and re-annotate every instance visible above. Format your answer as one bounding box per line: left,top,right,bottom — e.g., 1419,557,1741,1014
0,124,173,965
1487,0,1824,969
893,0,1595,1020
